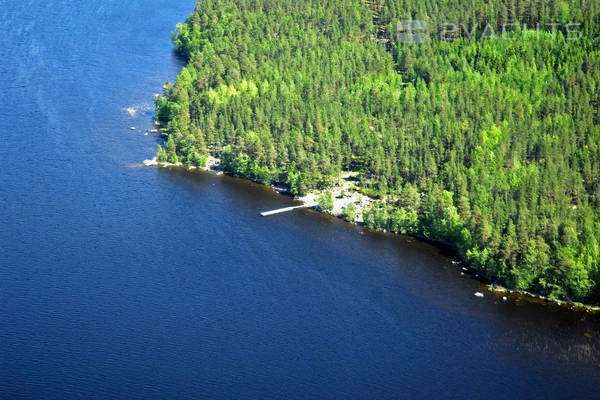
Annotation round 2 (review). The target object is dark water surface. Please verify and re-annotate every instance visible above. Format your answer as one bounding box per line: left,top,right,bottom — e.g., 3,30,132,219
0,1,599,399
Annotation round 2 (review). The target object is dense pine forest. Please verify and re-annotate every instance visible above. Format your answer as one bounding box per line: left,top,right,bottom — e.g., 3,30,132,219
155,0,600,304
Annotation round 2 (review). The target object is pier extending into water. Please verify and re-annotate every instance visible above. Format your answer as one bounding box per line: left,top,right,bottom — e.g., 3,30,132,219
260,204,316,217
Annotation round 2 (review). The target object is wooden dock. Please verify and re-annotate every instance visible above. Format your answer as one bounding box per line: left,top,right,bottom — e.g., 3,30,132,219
260,204,316,217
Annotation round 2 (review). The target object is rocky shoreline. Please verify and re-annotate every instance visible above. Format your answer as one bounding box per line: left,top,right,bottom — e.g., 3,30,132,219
143,155,223,173
298,172,375,223
142,155,600,315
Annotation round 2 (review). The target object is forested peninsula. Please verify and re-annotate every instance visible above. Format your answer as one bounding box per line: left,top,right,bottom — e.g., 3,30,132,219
154,0,600,304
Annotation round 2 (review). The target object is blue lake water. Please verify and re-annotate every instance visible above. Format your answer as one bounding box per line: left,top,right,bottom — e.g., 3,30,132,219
0,1,599,398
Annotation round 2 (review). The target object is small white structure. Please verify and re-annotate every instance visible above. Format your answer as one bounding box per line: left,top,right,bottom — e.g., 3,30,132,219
260,204,316,217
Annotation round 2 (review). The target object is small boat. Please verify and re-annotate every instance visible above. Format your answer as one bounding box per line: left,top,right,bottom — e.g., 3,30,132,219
474,292,484,298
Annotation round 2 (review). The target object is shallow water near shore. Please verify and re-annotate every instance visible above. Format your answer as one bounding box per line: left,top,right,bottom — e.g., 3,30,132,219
0,1,599,399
